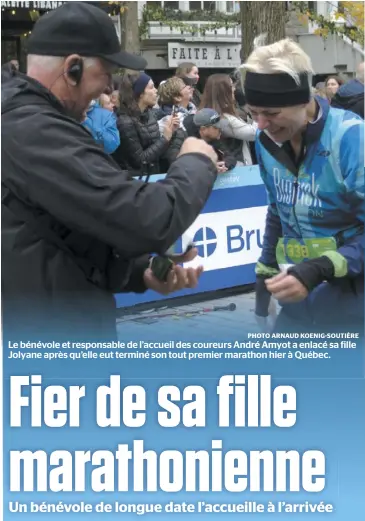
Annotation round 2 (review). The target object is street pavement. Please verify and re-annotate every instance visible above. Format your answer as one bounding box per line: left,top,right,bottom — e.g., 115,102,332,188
116,290,260,340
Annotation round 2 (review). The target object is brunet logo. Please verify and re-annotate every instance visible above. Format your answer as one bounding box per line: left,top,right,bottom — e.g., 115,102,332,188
192,225,263,259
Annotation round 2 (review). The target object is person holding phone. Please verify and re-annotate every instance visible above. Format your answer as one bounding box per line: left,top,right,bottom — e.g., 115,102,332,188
154,77,192,170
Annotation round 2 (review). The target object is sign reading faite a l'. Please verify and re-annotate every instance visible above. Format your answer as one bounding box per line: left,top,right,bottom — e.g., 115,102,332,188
168,42,241,68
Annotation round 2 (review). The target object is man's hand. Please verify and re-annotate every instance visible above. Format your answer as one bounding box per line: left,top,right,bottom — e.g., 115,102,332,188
265,272,308,303
143,247,204,296
178,137,218,166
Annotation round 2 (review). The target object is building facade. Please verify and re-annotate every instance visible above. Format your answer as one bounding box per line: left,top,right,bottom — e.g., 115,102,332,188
1,1,363,82
136,1,363,84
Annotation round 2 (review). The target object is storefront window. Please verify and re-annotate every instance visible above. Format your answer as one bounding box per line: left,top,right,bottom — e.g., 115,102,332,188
1,39,18,65
166,1,179,8
189,1,216,11
146,1,179,7
226,1,240,13
307,2,317,14
146,1,162,7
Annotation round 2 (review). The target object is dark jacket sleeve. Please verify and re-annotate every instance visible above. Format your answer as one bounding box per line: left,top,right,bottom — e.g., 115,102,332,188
4,108,217,258
123,255,150,293
162,128,187,167
117,115,170,169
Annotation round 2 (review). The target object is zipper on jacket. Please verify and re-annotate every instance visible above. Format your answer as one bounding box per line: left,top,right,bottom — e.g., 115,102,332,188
289,142,306,239
291,176,302,238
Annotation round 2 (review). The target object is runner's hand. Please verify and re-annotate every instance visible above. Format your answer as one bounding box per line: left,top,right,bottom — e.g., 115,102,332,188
266,272,308,303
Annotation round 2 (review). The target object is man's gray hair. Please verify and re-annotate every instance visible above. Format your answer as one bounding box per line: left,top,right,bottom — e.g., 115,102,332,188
27,55,98,71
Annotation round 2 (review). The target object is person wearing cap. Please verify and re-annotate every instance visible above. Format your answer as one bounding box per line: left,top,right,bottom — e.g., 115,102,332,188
241,39,364,333
1,2,218,342
184,109,237,173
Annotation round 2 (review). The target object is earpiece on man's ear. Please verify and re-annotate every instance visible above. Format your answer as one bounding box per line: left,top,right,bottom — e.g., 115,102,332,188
67,59,83,85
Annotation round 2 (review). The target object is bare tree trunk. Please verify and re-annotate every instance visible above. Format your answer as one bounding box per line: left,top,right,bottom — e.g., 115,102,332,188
240,1,286,62
120,1,140,54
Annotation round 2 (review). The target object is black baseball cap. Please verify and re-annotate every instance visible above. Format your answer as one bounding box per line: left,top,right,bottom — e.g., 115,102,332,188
27,2,147,71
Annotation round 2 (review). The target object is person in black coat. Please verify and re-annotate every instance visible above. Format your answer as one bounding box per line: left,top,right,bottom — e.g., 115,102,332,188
112,72,180,175
184,109,237,173
2,2,219,343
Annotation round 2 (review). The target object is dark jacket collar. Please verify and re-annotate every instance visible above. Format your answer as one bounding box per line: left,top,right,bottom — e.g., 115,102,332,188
2,72,69,116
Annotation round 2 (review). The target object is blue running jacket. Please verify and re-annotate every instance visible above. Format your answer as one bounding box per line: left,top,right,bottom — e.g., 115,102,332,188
256,96,364,325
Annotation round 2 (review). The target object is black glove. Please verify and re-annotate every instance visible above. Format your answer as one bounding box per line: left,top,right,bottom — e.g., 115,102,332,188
287,256,335,292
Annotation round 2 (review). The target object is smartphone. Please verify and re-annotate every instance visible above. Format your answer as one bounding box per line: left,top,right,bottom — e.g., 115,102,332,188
172,105,178,115
165,241,195,257
151,242,195,282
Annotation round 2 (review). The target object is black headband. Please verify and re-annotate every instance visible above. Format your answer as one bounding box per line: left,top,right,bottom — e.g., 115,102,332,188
244,71,311,107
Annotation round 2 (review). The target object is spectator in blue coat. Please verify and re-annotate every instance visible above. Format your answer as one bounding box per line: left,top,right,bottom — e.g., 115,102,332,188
83,94,120,154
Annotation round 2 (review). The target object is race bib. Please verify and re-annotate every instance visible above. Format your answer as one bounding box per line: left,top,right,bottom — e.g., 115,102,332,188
276,237,337,266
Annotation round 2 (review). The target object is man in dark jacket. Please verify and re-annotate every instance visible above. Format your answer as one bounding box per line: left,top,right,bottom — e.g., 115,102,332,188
1,3,218,343
184,109,237,173
331,62,364,118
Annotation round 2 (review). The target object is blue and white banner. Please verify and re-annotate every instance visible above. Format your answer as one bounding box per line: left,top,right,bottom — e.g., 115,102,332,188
115,166,268,308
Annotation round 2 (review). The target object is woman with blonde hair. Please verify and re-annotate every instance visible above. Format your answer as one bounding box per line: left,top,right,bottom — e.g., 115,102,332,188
156,77,194,121
241,38,364,334
154,77,188,170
